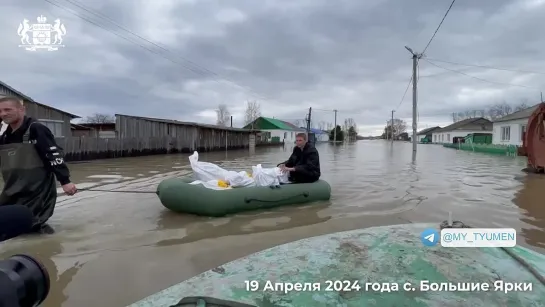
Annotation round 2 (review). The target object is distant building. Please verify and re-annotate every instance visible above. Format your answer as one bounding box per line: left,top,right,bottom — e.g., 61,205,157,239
243,117,305,143
310,128,329,142
431,117,492,144
0,80,79,138
492,104,539,146
71,123,116,138
416,126,441,142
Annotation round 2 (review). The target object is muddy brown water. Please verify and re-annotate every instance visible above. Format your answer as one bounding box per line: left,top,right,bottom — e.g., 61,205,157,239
0,141,543,307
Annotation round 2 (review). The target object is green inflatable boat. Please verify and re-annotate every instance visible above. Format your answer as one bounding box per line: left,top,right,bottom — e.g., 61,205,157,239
127,223,545,307
156,177,331,217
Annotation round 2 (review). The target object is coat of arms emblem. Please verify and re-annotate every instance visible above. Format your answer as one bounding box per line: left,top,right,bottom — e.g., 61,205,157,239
17,15,67,51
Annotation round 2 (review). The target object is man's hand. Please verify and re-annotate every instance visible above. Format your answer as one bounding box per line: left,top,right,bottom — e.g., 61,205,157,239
62,183,77,196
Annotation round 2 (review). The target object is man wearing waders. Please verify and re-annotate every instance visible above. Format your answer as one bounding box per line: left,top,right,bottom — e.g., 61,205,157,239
0,96,77,239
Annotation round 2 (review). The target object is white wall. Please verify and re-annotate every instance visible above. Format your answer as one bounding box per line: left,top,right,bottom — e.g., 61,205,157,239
261,129,298,143
431,130,492,144
316,133,329,142
492,118,528,146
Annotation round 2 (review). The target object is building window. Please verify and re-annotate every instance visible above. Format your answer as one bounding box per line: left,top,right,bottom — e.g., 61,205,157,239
441,134,444,142
521,125,527,141
501,126,510,141
447,134,450,142
434,135,437,142
38,119,64,137
283,132,287,139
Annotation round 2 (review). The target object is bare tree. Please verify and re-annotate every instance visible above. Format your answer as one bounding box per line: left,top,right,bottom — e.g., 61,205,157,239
326,122,334,131
216,104,231,126
293,119,305,127
317,121,327,130
85,113,115,124
514,98,529,112
386,118,407,136
244,100,261,127
487,101,513,120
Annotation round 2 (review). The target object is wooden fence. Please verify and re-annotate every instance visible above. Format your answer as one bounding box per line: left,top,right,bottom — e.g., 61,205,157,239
55,136,283,162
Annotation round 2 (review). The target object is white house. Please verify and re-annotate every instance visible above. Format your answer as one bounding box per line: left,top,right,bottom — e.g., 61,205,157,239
243,116,305,143
416,126,441,142
309,128,329,142
431,117,492,144
492,104,539,146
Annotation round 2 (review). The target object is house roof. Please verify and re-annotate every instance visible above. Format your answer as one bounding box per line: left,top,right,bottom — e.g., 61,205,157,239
417,126,441,135
283,121,306,131
244,117,302,130
310,128,328,134
0,80,80,118
493,103,541,123
434,117,492,133
115,114,258,132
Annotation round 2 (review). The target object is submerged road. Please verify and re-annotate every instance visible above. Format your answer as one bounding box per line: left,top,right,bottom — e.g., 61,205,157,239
0,141,543,307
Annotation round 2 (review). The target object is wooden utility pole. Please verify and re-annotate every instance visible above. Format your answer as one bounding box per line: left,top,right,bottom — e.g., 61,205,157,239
333,109,338,142
391,110,395,144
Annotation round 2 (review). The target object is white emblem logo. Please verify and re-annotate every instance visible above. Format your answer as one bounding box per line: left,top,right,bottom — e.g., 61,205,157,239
17,15,66,51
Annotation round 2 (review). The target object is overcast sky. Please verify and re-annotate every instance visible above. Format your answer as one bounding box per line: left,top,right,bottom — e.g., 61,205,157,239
2,0,545,136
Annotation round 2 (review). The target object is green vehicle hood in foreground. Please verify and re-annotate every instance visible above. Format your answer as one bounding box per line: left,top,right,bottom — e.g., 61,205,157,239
129,223,545,307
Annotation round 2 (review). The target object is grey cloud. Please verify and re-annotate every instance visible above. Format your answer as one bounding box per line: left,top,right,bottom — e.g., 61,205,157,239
1,0,544,135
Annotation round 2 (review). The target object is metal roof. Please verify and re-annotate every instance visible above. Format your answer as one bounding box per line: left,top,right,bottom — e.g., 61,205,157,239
416,126,441,135
0,80,80,118
434,117,492,133
115,114,259,132
493,104,541,123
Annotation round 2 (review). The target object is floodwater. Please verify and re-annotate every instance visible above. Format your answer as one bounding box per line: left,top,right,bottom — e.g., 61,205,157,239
0,141,544,307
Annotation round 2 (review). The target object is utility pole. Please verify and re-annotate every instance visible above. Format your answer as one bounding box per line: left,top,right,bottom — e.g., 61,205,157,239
405,46,423,157
306,107,312,143
333,109,338,142
230,116,233,128
541,92,543,102
391,110,395,144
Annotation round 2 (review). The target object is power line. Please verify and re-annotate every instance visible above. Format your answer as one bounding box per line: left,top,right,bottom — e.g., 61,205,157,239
424,58,545,75
422,0,457,54
45,0,272,101
395,76,413,111
423,59,541,90
395,1,455,113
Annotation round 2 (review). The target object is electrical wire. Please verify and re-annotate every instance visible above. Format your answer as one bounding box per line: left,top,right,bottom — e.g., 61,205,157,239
45,0,272,101
423,58,545,75
422,0,457,55
396,76,413,111
394,0,455,114
423,59,541,90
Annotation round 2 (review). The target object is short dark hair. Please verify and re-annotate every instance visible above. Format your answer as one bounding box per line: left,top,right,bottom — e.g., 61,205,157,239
0,96,24,106
296,132,307,140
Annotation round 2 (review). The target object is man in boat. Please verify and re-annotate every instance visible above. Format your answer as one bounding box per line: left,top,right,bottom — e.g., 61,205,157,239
0,96,78,237
278,132,321,183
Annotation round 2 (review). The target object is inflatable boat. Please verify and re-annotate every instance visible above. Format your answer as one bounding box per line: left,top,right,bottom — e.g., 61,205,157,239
156,177,331,217
127,223,545,307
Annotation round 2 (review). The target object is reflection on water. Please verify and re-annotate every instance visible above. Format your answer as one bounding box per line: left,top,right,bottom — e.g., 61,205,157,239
153,203,331,247
0,141,543,307
513,174,545,249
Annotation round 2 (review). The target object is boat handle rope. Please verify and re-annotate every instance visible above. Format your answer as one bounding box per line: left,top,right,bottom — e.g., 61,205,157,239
57,188,158,195
170,296,257,307
440,220,545,287
244,192,309,204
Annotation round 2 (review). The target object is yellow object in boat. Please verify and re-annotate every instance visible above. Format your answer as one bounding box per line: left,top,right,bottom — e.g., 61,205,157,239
217,180,230,188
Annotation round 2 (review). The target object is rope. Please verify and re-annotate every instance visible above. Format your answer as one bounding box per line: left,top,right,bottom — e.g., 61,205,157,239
58,188,157,195
440,220,545,286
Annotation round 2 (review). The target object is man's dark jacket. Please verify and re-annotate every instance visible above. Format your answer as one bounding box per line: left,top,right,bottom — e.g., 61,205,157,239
279,143,321,179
